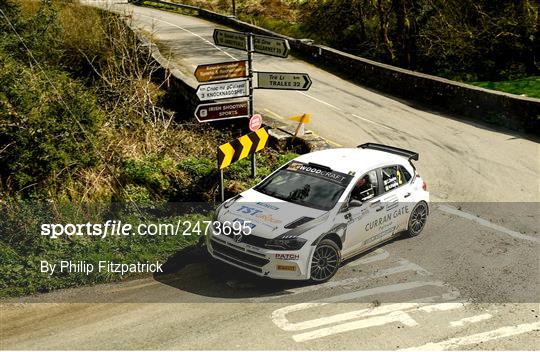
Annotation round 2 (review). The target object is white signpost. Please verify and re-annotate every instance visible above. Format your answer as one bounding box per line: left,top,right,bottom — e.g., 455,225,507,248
207,29,311,198
213,29,290,58
253,35,290,58
212,29,247,51
196,79,249,101
257,72,312,90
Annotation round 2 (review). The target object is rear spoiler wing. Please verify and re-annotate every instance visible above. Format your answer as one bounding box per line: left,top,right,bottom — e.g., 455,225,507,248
357,143,419,161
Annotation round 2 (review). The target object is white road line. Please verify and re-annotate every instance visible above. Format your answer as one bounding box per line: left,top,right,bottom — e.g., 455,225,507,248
450,313,492,327
419,302,467,313
293,311,419,342
132,13,238,60
348,248,390,266
253,258,429,302
321,280,454,304
271,281,461,331
352,113,394,131
263,108,284,120
438,204,540,243
297,92,343,111
376,259,432,277
290,302,468,342
275,301,466,333
278,303,420,332
401,321,540,350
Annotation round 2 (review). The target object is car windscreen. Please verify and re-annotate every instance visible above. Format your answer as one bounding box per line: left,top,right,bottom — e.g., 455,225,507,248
254,162,353,211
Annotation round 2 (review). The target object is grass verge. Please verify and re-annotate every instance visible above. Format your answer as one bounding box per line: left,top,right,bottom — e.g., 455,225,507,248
470,76,540,98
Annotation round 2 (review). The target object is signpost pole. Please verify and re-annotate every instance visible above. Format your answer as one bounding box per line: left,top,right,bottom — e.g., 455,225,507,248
219,169,224,202
247,33,256,178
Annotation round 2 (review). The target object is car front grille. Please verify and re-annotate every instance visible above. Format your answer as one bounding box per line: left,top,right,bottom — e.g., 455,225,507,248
239,234,268,247
211,239,270,273
218,232,268,248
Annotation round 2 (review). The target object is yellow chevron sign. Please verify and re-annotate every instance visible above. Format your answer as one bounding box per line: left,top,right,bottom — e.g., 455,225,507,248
218,127,270,169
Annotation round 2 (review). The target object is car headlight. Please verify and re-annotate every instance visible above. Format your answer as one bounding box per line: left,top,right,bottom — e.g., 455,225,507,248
265,236,307,250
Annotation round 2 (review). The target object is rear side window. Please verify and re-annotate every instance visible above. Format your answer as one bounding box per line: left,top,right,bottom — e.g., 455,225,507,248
382,165,410,192
399,165,412,183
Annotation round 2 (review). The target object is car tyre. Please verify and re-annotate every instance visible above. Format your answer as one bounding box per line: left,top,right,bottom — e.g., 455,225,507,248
405,201,428,237
310,239,341,283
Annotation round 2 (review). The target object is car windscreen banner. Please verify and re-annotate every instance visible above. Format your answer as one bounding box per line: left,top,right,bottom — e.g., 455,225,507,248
286,161,353,186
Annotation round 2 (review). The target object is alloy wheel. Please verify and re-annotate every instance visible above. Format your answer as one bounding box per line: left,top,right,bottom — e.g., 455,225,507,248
409,202,428,236
310,241,339,282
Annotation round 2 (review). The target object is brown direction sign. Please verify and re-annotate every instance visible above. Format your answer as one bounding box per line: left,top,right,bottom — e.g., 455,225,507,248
194,101,249,123
194,60,247,83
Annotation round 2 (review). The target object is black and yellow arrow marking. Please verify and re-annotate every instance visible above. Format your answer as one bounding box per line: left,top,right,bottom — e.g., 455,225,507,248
217,127,270,169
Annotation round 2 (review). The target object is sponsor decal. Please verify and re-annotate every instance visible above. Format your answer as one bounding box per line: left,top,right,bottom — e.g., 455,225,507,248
277,264,296,271
287,162,302,171
257,214,281,224
275,253,300,261
392,205,410,218
235,205,282,224
232,218,256,229
256,202,279,210
236,205,263,216
287,162,353,186
364,205,410,231
363,227,396,245
384,176,399,191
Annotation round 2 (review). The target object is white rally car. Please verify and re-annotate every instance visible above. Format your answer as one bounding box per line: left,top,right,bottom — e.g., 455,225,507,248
207,143,429,282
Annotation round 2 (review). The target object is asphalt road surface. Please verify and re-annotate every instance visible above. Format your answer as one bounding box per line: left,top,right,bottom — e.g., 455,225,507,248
1,1,538,350
97,2,540,204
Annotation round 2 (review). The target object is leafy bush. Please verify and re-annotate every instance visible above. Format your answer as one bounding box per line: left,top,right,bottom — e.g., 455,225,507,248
123,157,176,192
0,56,103,195
0,201,203,297
0,0,300,298
178,157,216,177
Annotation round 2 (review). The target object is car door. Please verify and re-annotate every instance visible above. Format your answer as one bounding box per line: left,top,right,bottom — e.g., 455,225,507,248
339,169,389,257
379,165,415,233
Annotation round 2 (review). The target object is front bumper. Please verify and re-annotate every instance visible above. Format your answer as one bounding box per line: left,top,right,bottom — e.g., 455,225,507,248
206,234,313,280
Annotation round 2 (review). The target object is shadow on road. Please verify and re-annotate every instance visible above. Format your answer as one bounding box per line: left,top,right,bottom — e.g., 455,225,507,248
153,244,311,299
152,240,400,300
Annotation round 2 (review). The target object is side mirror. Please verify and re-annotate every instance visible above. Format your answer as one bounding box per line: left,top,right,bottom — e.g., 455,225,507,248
348,199,363,208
